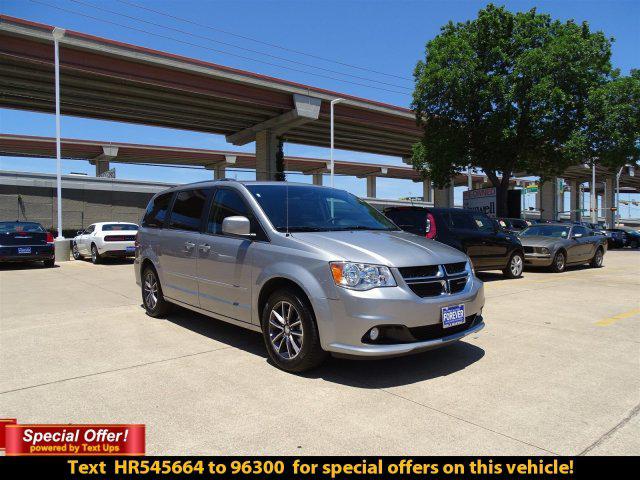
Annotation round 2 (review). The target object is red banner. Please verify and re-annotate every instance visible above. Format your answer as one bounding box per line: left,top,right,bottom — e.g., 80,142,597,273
4,424,145,456
0,419,17,450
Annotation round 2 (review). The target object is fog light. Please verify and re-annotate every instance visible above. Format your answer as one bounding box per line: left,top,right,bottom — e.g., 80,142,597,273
369,327,380,341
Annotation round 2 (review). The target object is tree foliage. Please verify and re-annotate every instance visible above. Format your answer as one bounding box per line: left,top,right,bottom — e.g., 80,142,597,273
411,4,616,213
568,70,640,171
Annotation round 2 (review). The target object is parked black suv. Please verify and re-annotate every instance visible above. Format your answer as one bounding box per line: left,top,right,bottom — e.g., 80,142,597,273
383,206,524,278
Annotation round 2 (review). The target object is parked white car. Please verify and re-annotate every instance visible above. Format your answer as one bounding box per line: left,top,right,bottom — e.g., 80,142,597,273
72,222,138,264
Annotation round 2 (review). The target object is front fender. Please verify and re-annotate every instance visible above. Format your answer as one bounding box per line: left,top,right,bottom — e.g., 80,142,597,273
253,260,339,339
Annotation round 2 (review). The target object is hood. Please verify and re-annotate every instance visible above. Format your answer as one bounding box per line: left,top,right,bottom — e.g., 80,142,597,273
519,235,565,247
290,230,467,267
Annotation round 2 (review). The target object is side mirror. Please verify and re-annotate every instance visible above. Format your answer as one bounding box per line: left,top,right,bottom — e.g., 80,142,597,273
77,230,83,236
222,216,253,237
572,233,583,239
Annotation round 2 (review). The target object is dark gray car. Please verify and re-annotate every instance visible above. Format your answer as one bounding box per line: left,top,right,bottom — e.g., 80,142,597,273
519,224,607,272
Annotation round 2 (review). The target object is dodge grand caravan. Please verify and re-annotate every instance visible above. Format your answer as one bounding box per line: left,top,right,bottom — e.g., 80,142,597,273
135,181,485,372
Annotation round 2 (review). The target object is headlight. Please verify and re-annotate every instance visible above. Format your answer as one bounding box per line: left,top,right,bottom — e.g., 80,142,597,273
539,247,550,255
467,260,475,276
330,262,396,290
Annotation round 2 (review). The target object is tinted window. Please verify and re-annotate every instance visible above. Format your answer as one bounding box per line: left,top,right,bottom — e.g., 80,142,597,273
448,211,477,231
572,226,589,237
510,219,528,230
470,212,496,233
385,209,426,235
207,189,250,235
0,222,45,233
102,224,138,231
168,189,207,232
246,185,397,232
85,225,95,234
142,192,173,228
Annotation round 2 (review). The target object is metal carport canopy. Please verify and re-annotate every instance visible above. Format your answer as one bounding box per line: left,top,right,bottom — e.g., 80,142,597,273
0,15,422,158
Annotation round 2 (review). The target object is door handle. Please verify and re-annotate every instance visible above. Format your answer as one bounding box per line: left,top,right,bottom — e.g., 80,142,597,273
199,243,211,253
183,241,196,252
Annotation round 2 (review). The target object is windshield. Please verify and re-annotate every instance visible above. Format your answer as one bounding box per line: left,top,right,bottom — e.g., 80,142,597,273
246,184,398,232
0,222,45,233
520,225,571,238
102,224,138,231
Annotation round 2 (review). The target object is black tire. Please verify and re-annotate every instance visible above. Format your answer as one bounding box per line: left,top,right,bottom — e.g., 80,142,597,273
72,242,83,260
630,240,639,249
502,251,524,279
590,247,604,268
90,244,101,264
43,258,55,268
141,266,172,317
550,250,566,273
261,288,327,373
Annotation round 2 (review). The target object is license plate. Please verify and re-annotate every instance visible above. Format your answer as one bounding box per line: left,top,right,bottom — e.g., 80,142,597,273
441,304,465,328
126,246,135,252
17,247,32,254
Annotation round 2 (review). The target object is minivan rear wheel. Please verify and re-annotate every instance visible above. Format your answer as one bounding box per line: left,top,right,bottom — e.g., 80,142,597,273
261,288,327,373
142,267,172,317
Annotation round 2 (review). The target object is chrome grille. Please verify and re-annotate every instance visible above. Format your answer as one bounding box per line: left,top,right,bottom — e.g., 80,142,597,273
399,263,470,298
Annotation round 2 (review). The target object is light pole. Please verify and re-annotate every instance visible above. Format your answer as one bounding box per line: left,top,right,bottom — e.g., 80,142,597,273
53,27,65,239
329,98,343,187
591,161,597,223
615,166,624,227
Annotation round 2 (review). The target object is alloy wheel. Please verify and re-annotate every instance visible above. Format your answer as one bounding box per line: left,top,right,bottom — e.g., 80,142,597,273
72,244,80,259
595,249,603,267
268,301,304,360
143,271,158,310
556,252,565,271
510,254,523,277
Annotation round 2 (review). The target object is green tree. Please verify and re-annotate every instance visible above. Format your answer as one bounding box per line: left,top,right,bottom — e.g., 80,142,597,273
568,70,640,172
411,4,613,215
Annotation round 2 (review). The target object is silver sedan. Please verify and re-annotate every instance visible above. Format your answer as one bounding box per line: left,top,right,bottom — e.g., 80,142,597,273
519,224,607,272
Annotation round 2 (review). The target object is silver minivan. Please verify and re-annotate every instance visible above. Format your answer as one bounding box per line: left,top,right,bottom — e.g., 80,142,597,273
135,181,485,372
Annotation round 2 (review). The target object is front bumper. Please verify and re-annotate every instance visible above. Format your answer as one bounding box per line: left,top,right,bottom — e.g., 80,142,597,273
318,275,485,357
524,253,553,266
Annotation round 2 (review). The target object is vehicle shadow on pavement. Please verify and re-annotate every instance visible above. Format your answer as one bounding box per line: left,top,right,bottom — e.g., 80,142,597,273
310,342,485,388
0,262,60,271
475,272,510,283
165,307,485,388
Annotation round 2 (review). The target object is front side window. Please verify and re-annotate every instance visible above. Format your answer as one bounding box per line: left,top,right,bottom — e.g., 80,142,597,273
207,189,250,234
142,192,173,228
245,185,397,232
572,226,589,237
168,189,208,232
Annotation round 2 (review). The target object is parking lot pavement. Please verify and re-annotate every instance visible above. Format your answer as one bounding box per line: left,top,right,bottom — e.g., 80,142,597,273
1,251,638,455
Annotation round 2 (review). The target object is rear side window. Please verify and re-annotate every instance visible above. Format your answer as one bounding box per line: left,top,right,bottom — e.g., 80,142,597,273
142,192,173,228
448,211,477,231
470,212,495,233
168,189,208,232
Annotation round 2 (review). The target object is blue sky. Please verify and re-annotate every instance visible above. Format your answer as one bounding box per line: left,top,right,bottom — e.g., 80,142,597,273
1,0,639,213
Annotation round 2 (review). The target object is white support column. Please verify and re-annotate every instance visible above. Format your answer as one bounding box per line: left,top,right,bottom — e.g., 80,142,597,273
556,178,565,218
433,186,454,208
422,178,433,203
366,176,377,198
539,179,559,221
207,154,237,180
569,180,581,222
312,173,323,186
255,130,277,181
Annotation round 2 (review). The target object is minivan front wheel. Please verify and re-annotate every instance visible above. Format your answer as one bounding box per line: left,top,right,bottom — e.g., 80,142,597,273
262,288,327,372
142,267,172,317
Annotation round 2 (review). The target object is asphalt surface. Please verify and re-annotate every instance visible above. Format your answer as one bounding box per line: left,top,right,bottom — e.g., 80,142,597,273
1,250,638,455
